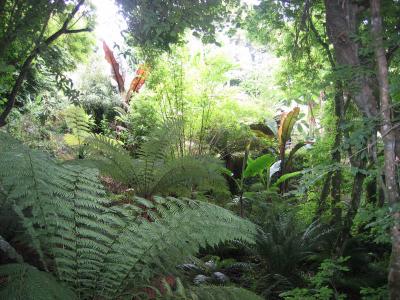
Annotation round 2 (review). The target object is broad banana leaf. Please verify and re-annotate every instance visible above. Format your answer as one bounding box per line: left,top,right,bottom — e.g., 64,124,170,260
244,154,275,178
274,171,302,186
103,41,125,94
278,107,300,150
126,64,149,103
250,119,277,139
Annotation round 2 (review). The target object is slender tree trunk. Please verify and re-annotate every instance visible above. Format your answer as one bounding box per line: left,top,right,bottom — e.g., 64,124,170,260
335,157,367,255
309,16,344,221
330,84,344,224
315,172,331,219
370,1,400,298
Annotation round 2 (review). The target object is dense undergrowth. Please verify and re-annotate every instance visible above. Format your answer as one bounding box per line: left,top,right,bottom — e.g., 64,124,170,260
1,0,399,299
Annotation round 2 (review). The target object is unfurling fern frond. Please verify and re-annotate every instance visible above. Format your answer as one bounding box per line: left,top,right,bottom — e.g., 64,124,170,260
0,132,257,299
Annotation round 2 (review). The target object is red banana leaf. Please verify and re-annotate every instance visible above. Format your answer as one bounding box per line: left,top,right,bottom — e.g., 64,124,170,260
103,41,125,94
125,64,149,103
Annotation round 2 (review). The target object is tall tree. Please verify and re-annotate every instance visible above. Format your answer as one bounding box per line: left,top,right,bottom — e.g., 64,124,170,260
115,0,239,53
0,0,94,127
370,0,400,298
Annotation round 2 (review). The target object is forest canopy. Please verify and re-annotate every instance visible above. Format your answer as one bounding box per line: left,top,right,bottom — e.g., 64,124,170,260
0,0,399,299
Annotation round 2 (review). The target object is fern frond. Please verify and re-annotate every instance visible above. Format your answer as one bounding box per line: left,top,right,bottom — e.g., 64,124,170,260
95,196,256,298
0,133,256,300
63,105,93,149
138,120,182,162
160,279,263,300
0,263,77,300
86,134,139,185
149,156,227,196
87,123,227,197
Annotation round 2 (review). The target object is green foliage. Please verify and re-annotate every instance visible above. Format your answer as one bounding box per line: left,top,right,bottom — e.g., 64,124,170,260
274,171,302,186
0,132,257,299
114,101,160,148
360,286,388,300
0,0,95,116
354,204,392,245
116,0,240,52
74,54,121,127
280,257,350,300
244,154,275,178
248,211,332,298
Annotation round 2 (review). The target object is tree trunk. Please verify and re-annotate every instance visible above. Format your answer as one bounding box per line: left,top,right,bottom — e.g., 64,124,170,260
315,173,331,219
370,0,400,298
324,0,378,119
330,84,344,224
309,15,343,222
335,157,367,256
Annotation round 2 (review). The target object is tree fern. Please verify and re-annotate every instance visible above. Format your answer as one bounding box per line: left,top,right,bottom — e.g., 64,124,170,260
0,132,257,299
87,123,228,198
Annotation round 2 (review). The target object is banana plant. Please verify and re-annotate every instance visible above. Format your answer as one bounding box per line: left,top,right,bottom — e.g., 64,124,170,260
243,153,302,191
230,150,302,217
278,107,299,166
251,107,305,193
102,41,149,109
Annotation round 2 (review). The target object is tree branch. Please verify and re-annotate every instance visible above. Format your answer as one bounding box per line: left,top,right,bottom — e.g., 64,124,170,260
64,27,92,34
309,16,336,68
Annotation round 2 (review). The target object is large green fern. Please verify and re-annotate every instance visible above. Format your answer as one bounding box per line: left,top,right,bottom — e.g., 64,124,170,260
63,105,94,158
87,123,227,198
0,132,257,299
160,279,264,300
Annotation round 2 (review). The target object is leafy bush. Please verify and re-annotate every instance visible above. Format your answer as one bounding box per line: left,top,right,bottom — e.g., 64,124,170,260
280,257,350,300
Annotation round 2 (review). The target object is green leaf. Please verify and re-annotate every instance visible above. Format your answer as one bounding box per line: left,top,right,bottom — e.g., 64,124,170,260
274,171,302,186
278,107,300,149
244,154,275,178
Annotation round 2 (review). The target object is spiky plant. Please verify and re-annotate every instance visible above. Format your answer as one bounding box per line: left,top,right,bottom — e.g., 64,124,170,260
0,132,257,299
87,122,227,198
249,213,332,298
